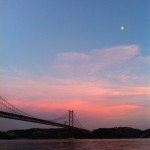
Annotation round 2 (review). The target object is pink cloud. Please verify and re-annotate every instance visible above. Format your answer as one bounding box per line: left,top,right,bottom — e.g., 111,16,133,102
55,45,139,73
0,44,150,129
92,44,139,64
1,75,149,114
57,52,90,61
9,96,150,129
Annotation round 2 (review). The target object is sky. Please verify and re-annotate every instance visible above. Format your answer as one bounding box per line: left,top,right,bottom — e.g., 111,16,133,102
0,0,150,131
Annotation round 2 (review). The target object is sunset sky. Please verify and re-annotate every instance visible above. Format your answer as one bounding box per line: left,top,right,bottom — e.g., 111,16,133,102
0,0,150,130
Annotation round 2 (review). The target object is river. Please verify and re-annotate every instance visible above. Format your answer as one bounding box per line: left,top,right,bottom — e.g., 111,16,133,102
0,139,150,150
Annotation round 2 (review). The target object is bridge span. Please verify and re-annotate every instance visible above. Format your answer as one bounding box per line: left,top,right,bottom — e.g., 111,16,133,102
0,96,88,132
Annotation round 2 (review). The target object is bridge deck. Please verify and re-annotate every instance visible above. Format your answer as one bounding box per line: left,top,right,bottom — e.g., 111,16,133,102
0,111,88,131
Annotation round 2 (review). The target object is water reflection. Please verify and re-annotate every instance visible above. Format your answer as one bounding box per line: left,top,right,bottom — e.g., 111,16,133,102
0,139,150,150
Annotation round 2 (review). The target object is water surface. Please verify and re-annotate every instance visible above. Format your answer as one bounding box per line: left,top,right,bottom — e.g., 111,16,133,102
0,139,150,150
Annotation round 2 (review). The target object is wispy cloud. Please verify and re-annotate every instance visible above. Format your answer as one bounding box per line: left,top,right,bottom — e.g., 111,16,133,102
0,44,150,129
55,45,139,72
54,45,149,85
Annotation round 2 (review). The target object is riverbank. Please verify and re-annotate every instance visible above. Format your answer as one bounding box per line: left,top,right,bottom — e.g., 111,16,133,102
0,127,150,139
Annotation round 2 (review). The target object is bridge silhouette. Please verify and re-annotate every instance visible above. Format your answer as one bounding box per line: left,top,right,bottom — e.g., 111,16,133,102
0,96,88,132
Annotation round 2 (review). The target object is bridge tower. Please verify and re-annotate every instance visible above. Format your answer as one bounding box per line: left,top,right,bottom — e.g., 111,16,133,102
68,110,74,138
69,110,74,127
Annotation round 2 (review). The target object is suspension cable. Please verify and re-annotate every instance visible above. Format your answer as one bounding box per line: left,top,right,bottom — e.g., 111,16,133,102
0,96,33,117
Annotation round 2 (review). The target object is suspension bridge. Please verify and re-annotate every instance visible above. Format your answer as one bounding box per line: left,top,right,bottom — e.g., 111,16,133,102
0,96,88,132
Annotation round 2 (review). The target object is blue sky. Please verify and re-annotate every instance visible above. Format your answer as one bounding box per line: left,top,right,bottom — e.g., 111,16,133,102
1,0,149,70
0,0,150,130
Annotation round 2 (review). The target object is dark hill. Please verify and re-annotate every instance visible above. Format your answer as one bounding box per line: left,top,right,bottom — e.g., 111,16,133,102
89,127,143,139
140,129,150,138
0,127,150,139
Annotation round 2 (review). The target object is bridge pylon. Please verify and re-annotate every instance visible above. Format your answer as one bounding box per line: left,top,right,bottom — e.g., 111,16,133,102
69,110,74,127
68,110,74,138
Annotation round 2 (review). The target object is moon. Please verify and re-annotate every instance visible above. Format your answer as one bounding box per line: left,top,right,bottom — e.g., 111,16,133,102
121,26,124,30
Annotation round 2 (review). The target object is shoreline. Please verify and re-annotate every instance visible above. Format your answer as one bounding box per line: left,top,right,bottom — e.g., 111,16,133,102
0,127,150,139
